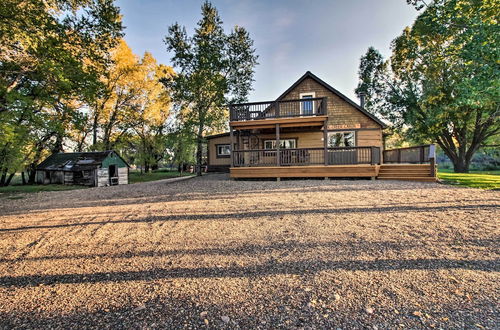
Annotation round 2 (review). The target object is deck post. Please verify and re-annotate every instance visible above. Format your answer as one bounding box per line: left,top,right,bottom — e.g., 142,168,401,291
230,127,234,167
323,120,328,165
276,123,280,166
237,131,240,150
429,144,436,177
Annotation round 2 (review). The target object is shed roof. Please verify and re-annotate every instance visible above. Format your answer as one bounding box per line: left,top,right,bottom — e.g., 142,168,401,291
36,151,129,171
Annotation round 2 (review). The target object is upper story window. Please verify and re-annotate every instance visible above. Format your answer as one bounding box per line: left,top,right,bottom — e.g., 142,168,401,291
264,139,297,149
216,144,231,158
328,131,355,147
300,92,316,115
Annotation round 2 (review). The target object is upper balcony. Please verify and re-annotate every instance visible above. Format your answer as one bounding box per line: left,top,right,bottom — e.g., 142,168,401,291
229,97,328,129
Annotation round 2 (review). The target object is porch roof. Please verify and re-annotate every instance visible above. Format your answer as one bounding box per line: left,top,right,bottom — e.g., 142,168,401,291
229,115,328,130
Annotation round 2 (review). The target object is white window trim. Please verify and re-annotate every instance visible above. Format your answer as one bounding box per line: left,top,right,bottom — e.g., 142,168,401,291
299,92,316,115
216,144,231,157
327,131,356,147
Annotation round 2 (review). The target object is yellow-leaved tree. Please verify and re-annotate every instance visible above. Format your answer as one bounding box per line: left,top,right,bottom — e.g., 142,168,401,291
88,39,174,171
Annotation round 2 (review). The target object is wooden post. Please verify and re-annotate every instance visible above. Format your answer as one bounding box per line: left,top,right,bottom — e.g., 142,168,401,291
420,146,425,164
276,101,280,118
370,147,375,165
323,121,328,165
230,127,234,167
276,123,280,167
429,144,436,177
237,131,240,150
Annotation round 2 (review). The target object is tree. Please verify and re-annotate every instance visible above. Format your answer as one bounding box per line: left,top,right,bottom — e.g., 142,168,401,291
165,121,197,175
355,47,388,118
356,0,499,172
163,1,258,176
89,39,140,150
89,40,174,170
0,0,122,185
127,53,174,172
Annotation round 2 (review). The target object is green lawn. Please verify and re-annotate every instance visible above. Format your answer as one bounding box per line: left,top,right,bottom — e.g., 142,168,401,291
0,184,86,197
438,169,500,190
128,169,193,184
0,169,192,197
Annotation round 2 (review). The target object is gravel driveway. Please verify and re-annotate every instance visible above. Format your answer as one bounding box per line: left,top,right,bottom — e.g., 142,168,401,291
0,174,498,329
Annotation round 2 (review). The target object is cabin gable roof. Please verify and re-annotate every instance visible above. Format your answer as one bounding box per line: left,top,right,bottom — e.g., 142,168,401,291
276,71,386,128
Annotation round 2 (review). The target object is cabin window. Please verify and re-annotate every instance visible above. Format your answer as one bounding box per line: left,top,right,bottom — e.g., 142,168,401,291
328,131,355,147
300,92,316,115
216,144,231,158
264,139,296,149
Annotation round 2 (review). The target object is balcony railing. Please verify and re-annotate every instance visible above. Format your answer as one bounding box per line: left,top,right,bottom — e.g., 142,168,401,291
233,147,381,167
229,97,327,121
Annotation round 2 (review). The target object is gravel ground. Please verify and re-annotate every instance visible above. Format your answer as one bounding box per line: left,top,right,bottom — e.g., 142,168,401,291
0,174,498,329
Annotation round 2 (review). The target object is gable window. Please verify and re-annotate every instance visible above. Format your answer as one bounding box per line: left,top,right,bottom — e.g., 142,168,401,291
300,92,315,115
328,131,355,147
264,139,297,149
216,144,231,158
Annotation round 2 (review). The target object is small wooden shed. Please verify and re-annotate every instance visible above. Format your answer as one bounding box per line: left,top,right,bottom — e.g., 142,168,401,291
35,151,129,187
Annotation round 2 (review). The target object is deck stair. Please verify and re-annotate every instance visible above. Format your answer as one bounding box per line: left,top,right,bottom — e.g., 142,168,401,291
377,164,436,182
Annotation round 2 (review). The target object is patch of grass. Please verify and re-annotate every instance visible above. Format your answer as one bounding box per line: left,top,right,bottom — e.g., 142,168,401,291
0,184,86,195
128,169,193,184
437,169,500,190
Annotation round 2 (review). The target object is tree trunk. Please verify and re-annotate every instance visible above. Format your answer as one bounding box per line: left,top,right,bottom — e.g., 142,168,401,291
0,168,7,186
195,123,204,177
4,172,15,186
52,135,64,153
21,171,26,185
28,167,37,184
452,157,471,173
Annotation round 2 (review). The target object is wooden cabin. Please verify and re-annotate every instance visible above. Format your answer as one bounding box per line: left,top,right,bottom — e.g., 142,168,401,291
35,151,129,187
206,71,437,181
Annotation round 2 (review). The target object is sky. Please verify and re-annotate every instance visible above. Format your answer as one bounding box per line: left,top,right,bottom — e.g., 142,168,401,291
115,0,419,102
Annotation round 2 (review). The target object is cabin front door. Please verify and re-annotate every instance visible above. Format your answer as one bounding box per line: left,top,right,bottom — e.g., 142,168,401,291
109,165,118,185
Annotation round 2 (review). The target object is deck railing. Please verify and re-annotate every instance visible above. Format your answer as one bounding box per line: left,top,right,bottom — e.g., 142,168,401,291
383,144,436,177
382,145,434,164
229,97,327,121
233,146,381,167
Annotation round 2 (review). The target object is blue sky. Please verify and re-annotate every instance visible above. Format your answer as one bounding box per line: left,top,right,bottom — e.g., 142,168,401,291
115,0,419,102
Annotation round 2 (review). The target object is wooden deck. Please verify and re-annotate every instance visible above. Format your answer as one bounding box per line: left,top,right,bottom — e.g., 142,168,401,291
230,164,379,179
230,163,437,181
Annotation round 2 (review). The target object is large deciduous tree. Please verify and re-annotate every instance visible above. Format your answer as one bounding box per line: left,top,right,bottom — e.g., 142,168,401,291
89,40,174,171
163,1,258,176
0,0,122,185
356,0,499,173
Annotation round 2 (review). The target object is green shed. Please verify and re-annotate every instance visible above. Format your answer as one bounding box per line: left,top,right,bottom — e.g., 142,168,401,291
35,151,129,187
